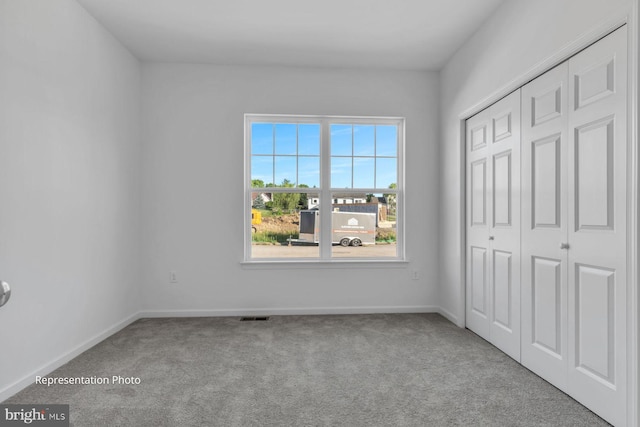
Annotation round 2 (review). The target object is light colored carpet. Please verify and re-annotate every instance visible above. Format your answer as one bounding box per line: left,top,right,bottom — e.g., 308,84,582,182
4,314,608,426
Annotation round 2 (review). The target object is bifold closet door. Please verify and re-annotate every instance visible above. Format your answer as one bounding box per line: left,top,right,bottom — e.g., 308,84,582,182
522,26,627,426
466,90,521,361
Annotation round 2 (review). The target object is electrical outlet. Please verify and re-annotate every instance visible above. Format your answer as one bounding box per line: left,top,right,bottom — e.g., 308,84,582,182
169,271,178,283
411,270,419,280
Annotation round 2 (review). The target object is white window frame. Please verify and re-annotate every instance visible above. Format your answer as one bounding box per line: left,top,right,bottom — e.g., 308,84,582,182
244,114,405,263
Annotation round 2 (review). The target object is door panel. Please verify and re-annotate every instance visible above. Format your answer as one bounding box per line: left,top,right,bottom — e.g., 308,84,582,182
574,264,615,385
493,112,512,142
575,118,614,230
470,125,488,151
575,58,615,109
493,151,512,226
493,249,512,330
532,86,562,126
471,160,487,226
532,135,561,228
470,246,488,316
466,90,521,361
532,256,562,356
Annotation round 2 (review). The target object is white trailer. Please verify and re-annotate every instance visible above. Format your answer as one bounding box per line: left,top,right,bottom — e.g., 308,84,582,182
298,210,376,246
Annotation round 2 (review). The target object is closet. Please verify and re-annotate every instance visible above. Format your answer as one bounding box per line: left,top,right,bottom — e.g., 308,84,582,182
466,26,628,426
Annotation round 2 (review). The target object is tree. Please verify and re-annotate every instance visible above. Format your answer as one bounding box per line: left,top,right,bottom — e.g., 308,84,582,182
252,179,265,188
272,179,300,212
252,194,266,209
384,183,397,216
298,184,309,210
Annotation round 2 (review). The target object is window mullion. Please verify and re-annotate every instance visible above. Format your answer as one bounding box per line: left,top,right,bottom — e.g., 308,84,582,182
271,124,276,185
244,119,252,261
320,120,332,259
351,124,355,188
373,125,377,188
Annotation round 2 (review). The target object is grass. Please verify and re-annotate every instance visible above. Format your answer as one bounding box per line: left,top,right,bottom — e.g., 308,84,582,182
255,208,298,217
252,231,299,244
375,238,396,243
376,229,396,243
254,208,274,217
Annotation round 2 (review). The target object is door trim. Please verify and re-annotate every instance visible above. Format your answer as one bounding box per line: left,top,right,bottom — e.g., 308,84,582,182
626,3,638,425
458,9,638,427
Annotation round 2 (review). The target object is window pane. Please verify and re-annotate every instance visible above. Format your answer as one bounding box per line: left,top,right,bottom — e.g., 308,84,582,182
376,157,397,188
251,156,273,186
251,194,320,259
330,124,352,156
354,125,375,156
376,125,397,156
331,157,352,188
275,123,297,155
353,157,375,188
299,124,320,155
252,123,273,155
331,192,397,258
298,156,320,188
274,156,296,185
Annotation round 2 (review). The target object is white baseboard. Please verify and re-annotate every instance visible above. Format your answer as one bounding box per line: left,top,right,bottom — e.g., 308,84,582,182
436,306,460,326
139,305,441,318
0,312,140,403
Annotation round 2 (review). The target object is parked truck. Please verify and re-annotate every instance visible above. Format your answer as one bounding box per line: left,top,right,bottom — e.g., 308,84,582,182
297,210,376,246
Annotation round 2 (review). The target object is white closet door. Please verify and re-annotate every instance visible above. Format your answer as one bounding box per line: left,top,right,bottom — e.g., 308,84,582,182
466,90,521,361
521,62,569,391
566,26,627,427
521,26,628,426
466,105,492,340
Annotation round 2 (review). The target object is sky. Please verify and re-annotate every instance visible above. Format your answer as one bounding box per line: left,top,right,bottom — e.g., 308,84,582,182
251,123,397,189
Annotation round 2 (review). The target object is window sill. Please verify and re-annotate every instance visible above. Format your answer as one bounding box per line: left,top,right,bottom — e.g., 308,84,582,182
240,259,409,270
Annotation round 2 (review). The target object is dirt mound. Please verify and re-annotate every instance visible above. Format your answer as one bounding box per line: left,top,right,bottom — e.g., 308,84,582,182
258,213,299,234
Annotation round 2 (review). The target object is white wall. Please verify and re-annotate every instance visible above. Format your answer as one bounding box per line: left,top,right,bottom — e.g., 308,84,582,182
141,64,439,315
0,0,141,400
438,0,634,325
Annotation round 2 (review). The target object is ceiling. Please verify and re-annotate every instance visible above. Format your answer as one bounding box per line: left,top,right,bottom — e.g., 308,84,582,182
76,0,506,71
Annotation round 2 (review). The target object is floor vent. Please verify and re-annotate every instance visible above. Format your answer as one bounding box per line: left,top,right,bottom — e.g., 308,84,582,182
240,316,270,321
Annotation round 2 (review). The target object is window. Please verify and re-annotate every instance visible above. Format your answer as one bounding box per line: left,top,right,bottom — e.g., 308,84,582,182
245,115,404,261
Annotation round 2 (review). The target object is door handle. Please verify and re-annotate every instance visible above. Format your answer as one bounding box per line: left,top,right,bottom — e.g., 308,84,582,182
0,281,10,308
560,243,570,250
